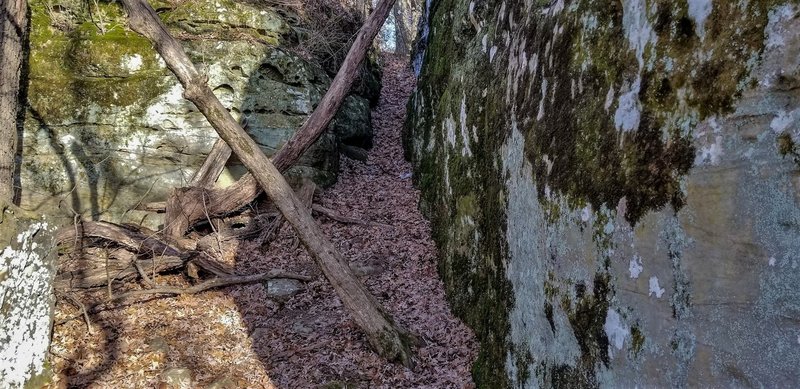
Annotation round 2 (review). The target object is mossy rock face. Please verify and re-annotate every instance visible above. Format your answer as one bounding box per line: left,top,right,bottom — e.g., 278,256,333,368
161,0,290,44
22,0,374,224
407,0,800,387
353,61,383,107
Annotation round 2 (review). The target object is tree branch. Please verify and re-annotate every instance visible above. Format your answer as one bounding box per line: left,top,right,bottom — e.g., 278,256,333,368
119,0,414,367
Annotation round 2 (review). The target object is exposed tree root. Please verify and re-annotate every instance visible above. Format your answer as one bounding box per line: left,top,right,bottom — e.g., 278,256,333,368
54,182,382,291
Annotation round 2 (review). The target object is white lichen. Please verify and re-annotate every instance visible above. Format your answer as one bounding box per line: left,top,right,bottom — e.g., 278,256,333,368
459,95,473,156
540,0,565,16
765,5,797,49
537,79,548,121
695,135,724,166
603,220,616,235
121,54,144,72
580,206,592,222
622,0,656,70
503,119,581,384
0,221,55,388
629,256,644,279
614,0,657,133
603,309,629,353
649,276,665,298
687,0,713,41
770,109,800,133
614,78,642,132
604,85,615,112
144,83,190,130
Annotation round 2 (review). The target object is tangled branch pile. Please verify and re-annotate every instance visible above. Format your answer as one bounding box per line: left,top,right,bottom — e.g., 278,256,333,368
54,0,417,367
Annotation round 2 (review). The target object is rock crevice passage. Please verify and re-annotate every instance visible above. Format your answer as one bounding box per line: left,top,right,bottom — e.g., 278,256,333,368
49,55,477,388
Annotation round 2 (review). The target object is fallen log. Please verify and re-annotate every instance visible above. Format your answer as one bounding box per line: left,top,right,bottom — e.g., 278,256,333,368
190,138,232,188
163,186,207,238
55,248,184,289
56,220,189,258
136,201,166,213
120,0,414,367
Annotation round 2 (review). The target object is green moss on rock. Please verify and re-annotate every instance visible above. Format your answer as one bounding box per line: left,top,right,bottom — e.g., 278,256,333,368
630,325,645,357
162,0,290,44
22,0,377,222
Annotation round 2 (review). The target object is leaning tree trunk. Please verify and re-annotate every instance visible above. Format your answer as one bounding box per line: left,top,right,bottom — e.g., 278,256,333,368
159,0,397,236
393,0,421,56
119,0,414,367
0,0,27,201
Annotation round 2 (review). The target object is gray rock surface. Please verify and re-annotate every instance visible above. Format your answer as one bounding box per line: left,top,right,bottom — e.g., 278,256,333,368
266,278,303,298
406,0,800,387
159,367,193,389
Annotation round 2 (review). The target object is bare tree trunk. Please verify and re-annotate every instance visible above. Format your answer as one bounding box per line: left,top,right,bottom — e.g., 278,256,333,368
0,0,27,202
0,8,55,386
160,0,397,233
392,5,408,54
119,0,414,366
393,0,420,56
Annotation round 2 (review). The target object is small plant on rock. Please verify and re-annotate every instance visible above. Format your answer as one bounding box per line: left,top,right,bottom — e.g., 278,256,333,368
777,132,800,167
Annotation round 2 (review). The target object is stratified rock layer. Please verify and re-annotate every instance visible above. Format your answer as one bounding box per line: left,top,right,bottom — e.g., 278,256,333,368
406,1,800,387
22,0,377,222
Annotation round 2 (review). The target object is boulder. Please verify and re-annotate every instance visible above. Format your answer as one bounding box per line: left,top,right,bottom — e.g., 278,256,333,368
159,367,193,389
333,95,373,149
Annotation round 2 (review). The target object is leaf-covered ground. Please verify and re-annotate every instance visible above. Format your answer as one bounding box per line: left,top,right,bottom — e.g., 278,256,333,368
48,54,477,388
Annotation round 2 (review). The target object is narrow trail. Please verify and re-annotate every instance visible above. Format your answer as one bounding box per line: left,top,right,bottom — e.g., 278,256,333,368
49,54,477,388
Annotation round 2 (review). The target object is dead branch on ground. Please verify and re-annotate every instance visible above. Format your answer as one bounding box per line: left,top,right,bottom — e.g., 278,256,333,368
312,204,393,229
55,269,312,326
